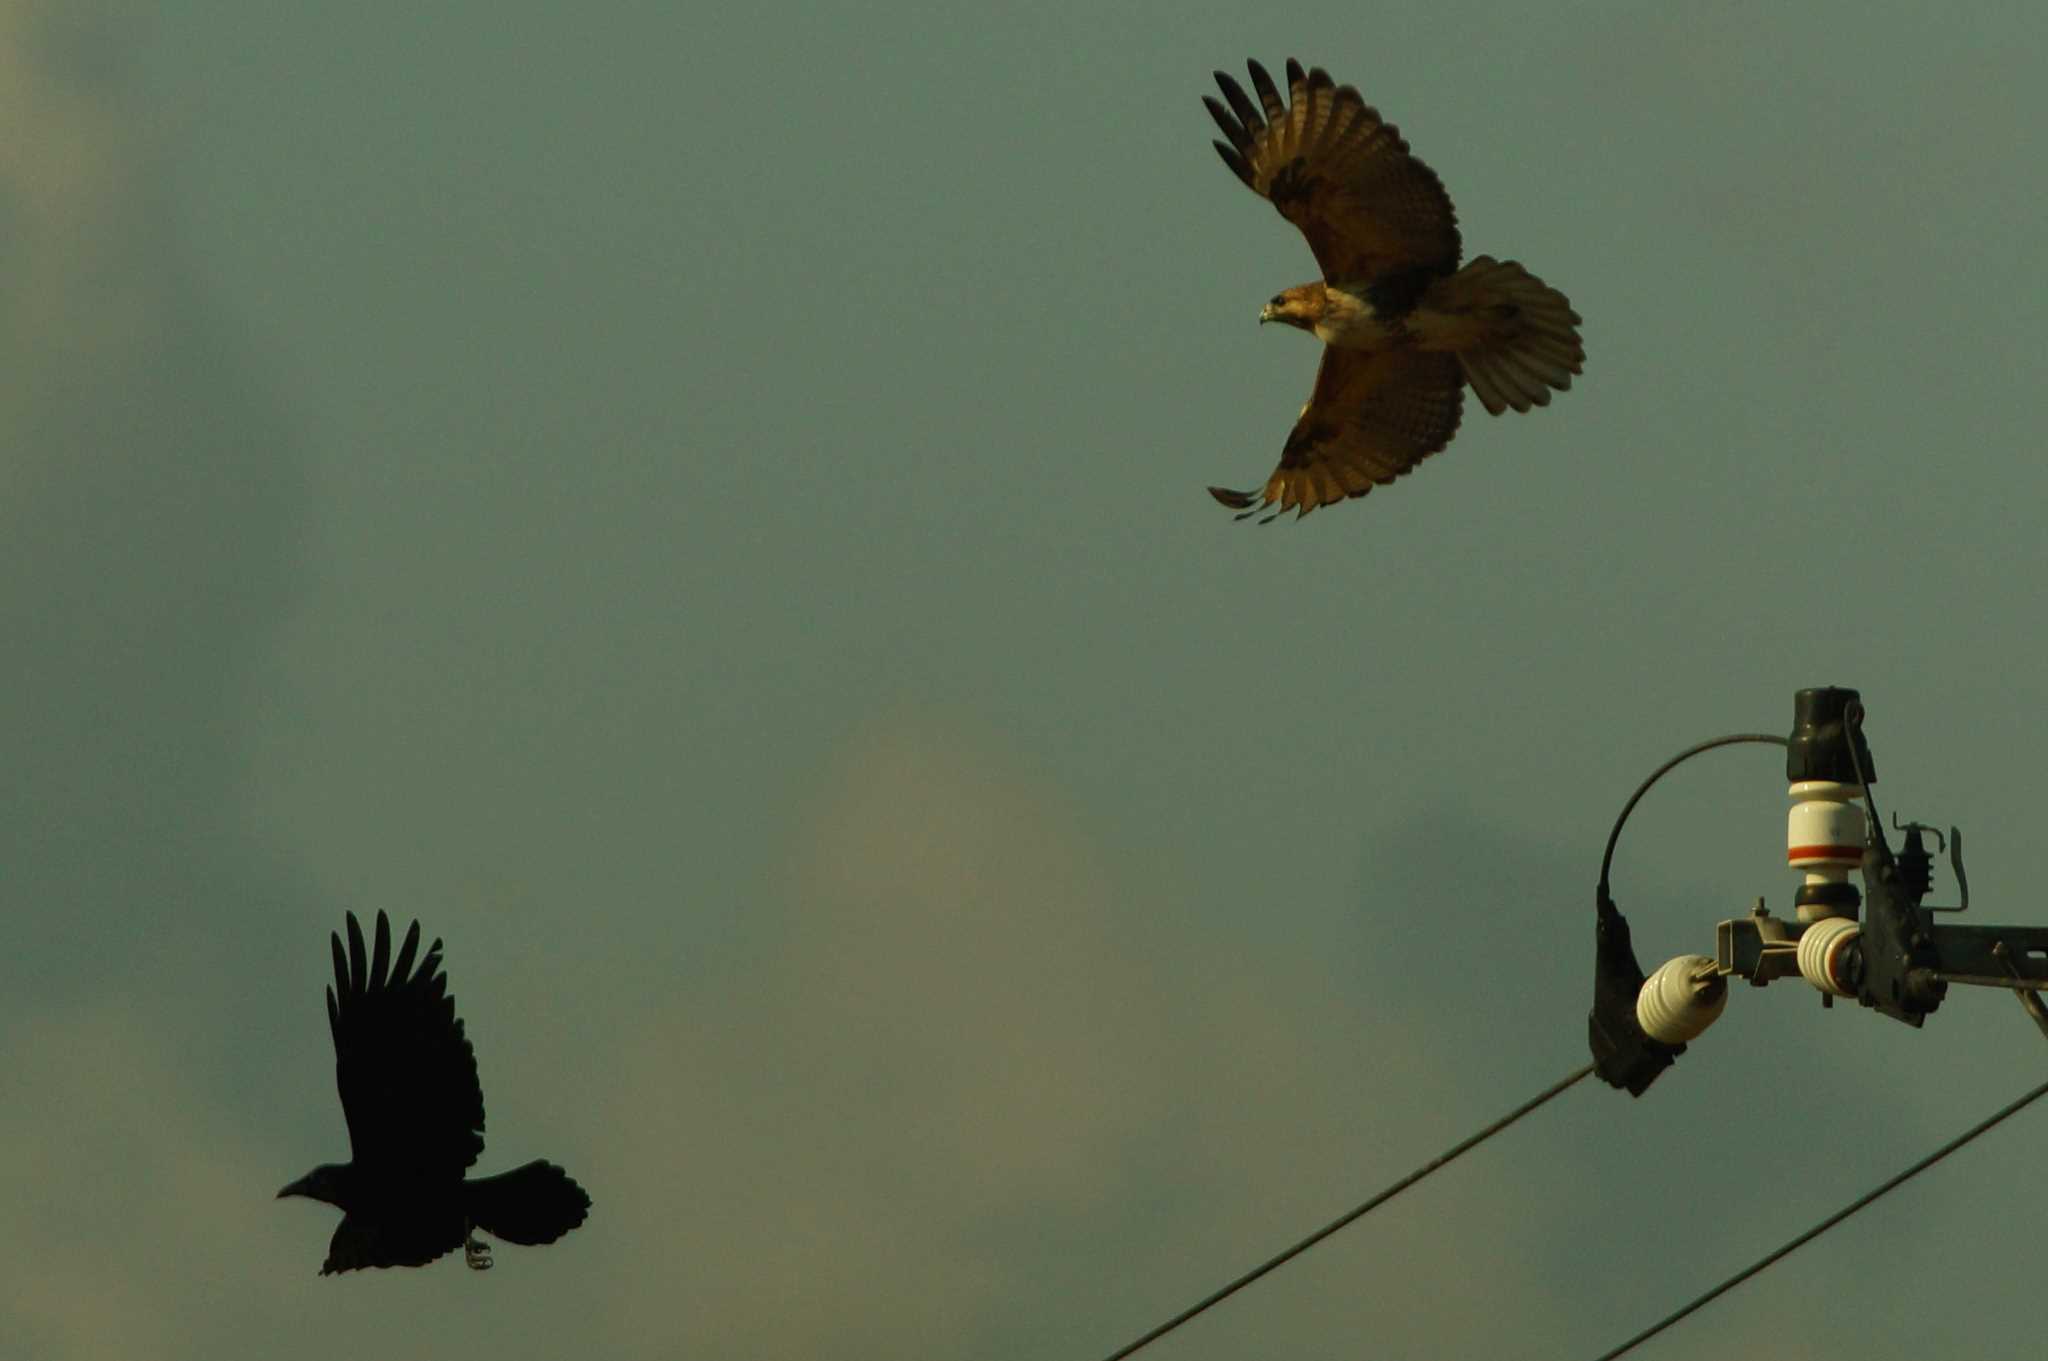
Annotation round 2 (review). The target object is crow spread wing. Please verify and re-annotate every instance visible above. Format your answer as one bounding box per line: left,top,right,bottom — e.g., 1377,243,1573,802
1209,347,1465,520
323,1209,465,1274
1206,59,1460,282
327,910,487,1179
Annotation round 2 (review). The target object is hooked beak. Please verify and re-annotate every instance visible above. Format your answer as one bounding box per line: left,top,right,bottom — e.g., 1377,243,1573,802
1259,304,1279,325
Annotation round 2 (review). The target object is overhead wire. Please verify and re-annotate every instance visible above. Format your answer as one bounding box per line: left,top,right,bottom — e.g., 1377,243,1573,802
1598,733,1788,895
1591,1072,2048,1360
1097,1062,1594,1361
1098,733,1780,1359
1842,698,1887,854
1098,712,2035,1361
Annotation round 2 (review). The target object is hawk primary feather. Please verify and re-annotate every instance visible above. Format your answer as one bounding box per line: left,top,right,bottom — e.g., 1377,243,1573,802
1203,59,1584,521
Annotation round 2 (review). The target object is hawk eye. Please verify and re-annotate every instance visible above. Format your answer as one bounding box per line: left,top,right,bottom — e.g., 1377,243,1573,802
1269,294,1285,307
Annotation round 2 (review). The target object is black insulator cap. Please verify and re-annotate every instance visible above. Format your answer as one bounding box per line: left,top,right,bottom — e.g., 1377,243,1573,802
1589,889,1683,1097
1794,880,1862,915
1787,686,1876,785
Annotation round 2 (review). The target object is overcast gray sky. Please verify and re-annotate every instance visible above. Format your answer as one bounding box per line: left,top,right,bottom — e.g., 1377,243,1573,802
7,1,2048,1357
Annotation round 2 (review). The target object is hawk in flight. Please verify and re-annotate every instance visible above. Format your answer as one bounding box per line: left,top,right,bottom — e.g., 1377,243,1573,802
1203,59,1584,521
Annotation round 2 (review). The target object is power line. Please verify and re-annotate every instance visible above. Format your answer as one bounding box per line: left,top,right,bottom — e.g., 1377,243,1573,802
1098,1062,1594,1361
1593,1073,2048,1360
1598,733,1788,894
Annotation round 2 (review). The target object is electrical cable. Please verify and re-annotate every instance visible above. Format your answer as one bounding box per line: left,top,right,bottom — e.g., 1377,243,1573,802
1099,707,2019,1361
1096,1062,1594,1361
1590,1072,2048,1360
1842,699,1891,864
1598,733,1788,896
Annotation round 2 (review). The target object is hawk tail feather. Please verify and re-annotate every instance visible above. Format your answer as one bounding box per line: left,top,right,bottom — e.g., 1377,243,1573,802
1443,256,1585,417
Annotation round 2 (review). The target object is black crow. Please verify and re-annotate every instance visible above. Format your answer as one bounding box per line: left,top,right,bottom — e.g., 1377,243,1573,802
279,910,590,1273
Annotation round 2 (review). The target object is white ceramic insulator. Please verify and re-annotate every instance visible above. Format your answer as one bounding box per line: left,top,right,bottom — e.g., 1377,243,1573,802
1636,954,1728,1044
1797,916,1861,996
1787,781,1865,872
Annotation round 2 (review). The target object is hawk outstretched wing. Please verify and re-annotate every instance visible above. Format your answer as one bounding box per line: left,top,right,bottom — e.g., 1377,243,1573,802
1205,59,1460,281
1209,348,1465,519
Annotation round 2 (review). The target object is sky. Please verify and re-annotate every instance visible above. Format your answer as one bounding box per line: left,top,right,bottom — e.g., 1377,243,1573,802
5,1,2048,1356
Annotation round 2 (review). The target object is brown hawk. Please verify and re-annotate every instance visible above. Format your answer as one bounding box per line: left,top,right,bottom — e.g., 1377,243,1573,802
1204,59,1584,521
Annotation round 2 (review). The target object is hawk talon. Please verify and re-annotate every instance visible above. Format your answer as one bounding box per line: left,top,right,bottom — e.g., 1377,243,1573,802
465,1234,493,1270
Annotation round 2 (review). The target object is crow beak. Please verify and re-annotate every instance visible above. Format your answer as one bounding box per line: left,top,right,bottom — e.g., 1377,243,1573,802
277,1176,311,1200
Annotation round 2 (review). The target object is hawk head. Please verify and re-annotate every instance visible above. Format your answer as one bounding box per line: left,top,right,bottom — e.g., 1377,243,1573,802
1259,283,1326,332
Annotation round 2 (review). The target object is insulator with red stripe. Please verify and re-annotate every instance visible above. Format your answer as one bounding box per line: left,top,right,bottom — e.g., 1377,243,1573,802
1787,779,1864,923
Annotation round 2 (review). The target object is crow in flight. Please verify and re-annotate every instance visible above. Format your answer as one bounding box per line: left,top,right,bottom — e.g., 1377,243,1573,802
279,910,590,1274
